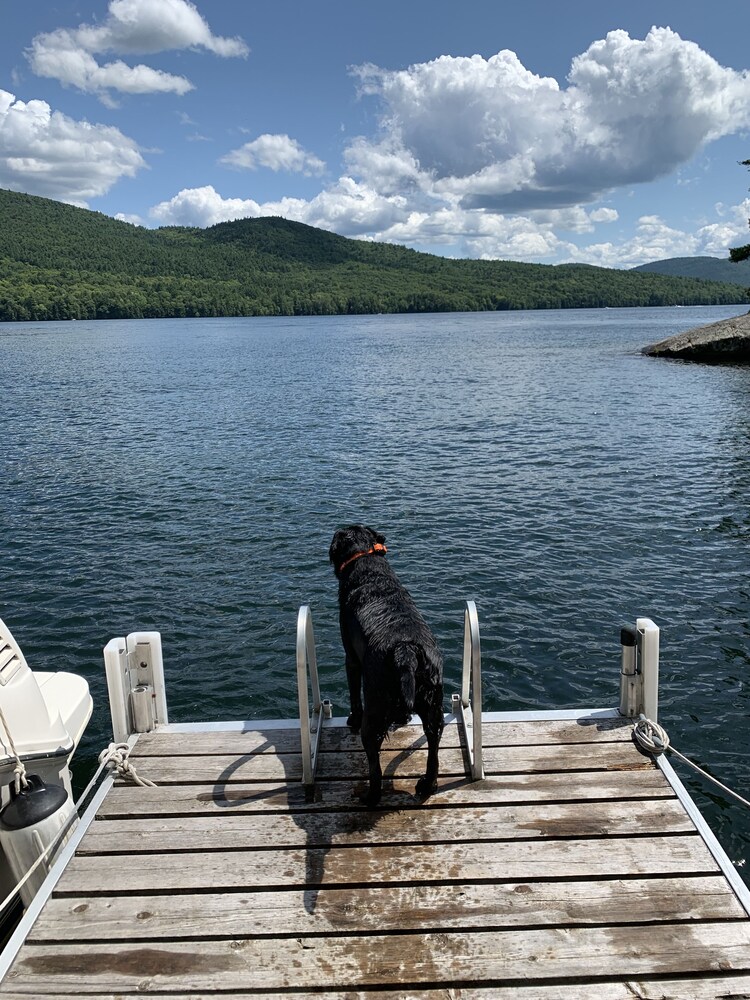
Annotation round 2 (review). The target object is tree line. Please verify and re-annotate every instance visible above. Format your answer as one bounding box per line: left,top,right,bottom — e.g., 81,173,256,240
0,188,747,323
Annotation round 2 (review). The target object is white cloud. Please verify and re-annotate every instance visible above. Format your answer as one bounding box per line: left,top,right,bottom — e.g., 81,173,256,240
221,134,325,175
350,28,750,213
146,29,750,266
147,179,750,268
29,37,193,99
149,185,263,226
571,207,750,269
291,177,407,234
147,181,581,259
114,211,144,225
344,137,422,196
590,207,619,224
0,88,145,203
149,178,408,236
28,0,248,100
697,198,750,254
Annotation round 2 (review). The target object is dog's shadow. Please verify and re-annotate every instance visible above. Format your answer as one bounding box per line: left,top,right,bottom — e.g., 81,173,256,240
208,725,426,915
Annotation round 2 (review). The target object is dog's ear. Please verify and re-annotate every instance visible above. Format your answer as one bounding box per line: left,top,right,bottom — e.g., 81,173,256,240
329,531,343,567
366,526,386,547
329,526,356,572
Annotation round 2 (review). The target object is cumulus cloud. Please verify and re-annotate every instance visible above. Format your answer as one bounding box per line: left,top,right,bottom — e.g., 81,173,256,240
696,199,750,254
147,179,590,258
571,203,750,268
28,0,247,101
367,205,578,261
149,185,263,227
114,211,145,225
146,28,750,266
0,89,145,203
292,177,407,235
351,28,750,213
221,134,325,175
149,178,407,235
590,207,619,224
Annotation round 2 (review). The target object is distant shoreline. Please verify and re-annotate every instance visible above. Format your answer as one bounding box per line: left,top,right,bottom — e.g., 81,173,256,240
1,188,748,323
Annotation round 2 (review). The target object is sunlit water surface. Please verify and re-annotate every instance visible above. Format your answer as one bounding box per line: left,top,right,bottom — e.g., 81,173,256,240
2,307,749,874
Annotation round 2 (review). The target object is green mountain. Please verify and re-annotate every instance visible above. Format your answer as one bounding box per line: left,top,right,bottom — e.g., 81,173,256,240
0,188,747,321
632,255,750,286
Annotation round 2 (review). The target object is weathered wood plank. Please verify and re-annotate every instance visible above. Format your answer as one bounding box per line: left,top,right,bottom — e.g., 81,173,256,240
29,876,743,942
7,979,750,999
131,717,633,757
124,741,652,784
80,798,694,854
7,923,750,992
96,769,675,818
55,834,716,894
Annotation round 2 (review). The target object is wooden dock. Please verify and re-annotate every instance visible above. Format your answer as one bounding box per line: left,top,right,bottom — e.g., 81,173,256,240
3,710,750,997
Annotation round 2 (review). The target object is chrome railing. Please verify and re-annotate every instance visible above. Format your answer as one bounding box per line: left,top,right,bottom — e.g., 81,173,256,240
452,599,484,780
296,605,331,793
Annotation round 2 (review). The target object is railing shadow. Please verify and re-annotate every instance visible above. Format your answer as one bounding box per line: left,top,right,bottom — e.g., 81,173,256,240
208,726,429,916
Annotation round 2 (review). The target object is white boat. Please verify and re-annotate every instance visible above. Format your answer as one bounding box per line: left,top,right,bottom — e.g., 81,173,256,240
0,617,92,908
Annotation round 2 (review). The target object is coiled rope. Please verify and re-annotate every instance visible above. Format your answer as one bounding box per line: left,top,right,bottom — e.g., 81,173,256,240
633,714,750,810
97,742,157,787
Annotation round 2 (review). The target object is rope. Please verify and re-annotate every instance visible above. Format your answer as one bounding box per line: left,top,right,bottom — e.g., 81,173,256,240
633,714,750,811
97,742,157,787
0,704,28,795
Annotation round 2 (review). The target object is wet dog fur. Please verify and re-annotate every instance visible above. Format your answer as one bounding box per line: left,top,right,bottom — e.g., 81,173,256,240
329,525,444,807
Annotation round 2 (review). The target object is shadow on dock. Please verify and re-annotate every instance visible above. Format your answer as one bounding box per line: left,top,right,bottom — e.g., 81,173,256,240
208,730,452,914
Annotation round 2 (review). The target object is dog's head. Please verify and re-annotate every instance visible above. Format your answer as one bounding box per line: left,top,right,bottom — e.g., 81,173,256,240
329,525,387,579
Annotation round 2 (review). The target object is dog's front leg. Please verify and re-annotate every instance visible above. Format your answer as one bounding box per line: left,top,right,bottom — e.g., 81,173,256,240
345,655,363,733
360,715,385,807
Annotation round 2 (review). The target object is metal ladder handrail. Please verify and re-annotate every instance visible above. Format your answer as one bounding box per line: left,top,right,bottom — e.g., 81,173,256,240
296,605,331,792
452,599,484,780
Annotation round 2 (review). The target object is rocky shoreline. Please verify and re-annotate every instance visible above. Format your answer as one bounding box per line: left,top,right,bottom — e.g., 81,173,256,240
642,311,750,362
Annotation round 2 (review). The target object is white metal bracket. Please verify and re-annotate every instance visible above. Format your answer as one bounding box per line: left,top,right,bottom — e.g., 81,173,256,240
103,632,168,743
619,617,659,721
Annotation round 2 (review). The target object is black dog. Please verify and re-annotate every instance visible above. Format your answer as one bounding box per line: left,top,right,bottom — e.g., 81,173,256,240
329,525,444,807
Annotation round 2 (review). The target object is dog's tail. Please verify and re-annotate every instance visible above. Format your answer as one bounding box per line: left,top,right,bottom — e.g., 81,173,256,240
392,643,418,725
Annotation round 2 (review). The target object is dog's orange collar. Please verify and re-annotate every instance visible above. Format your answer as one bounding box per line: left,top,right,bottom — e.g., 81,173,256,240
339,543,387,573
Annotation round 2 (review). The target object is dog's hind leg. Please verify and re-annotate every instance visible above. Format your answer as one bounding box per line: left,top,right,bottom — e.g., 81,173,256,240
345,654,363,733
359,714,386,807
416,697,444,800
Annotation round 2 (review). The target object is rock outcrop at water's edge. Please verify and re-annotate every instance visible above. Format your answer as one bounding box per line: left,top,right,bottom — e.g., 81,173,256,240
642,311,750,363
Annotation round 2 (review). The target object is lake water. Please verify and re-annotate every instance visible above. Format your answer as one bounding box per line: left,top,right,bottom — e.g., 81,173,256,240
2,306,749,873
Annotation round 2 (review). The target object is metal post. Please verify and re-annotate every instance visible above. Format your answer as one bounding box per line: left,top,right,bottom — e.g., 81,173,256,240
619,625,639,717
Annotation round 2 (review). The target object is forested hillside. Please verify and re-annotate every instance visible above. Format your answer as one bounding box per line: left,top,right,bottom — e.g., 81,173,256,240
0,189,747,321
632,255,750,285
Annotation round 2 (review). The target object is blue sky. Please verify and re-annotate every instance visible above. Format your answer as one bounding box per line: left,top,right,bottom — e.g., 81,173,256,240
2,0,750,267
